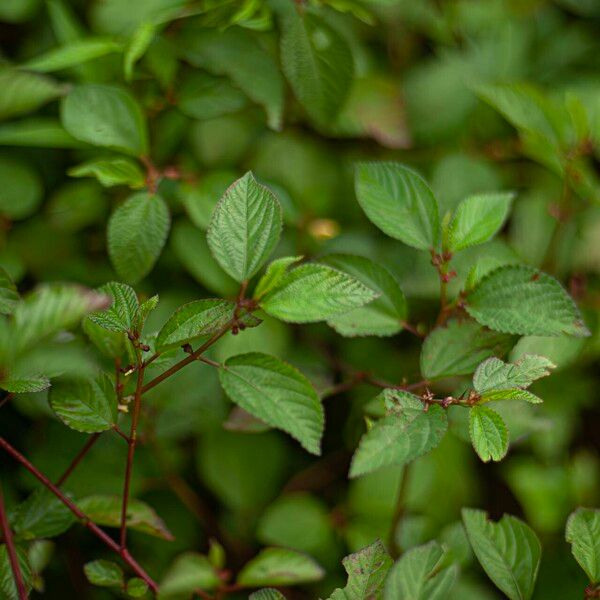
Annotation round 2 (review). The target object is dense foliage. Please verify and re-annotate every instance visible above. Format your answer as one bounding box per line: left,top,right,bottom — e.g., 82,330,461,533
1,1,600,599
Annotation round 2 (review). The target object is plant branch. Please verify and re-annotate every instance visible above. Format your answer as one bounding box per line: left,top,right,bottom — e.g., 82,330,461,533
56,433,101,486
0,437,158,593
0,484,28,600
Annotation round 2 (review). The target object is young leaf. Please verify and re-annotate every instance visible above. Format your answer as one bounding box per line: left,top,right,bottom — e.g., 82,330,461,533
259,263,377,323
156,299,234,351
12,284,110,350
329,540,392,600
219,353,324,455
49,374,117,433
0,374,50,393
384,541,458,599
88,281,139,333
23,38,123,73
107,192,171,283
320,254,407,337
124,22,156,82
0,267,19,315
469,406,508,463
126,578,148,597
565,508,600,584
350,390,448,478
447,192,514,252
253,256,303,299
61,83,148,156
236,548,324,587
0,117,84,149
355,162,439,250
77,495,174,541
159,553,221,597
466,265,589,337
420,320,510,380
12,490,75,541
250,590,286,600
207,172,282,283
462,508,541,600
68,156,145,188
473,355,555,394
280,10,354,124
84,560,124,588
0,545,32,600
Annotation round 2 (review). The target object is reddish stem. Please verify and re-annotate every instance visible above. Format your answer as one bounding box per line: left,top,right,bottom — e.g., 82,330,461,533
0,485,28,600
56,433,101,487
0,437,158,593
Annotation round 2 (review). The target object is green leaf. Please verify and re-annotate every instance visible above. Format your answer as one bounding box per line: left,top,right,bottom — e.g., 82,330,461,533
158,553,221,597
127,578,148,597
12,284,110,349
384,541,457,599
565,508,600,583
253,256,303,299
236,547,324,587
180,25,284,130
207,172,282,283
61,84,148,156
473,355,555,394
0,156,43,220
23,38,122,72
107,192,171,283
0,68,64,120
84,560,124,588
0,545,32,600
135,295,159,332
156,299,234,350
0,268,19,315
280,10,354,124
124,22,156,82
462,508,541,600
219,352,324,455
69,156,145,188
259,263,377,323
420,320,511,380
0,118,85,148
250,590,286,600
466,265,589,337
88,282,139,333
447,192,514,252
320,254,407,337
12,489,75,540
78,495,174,541
355,162,440,250
0,374,50,393
49,373,117,433
350,390,448,478
329,540,392,600
469,406,508,463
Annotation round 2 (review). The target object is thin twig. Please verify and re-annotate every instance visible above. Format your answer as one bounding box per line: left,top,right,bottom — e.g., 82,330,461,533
0,437,158,593
0,484,28,599
56,433,101,487
0,393,14,410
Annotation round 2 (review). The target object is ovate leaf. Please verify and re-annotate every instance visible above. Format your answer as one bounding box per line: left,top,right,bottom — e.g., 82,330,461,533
78,495,174,541
156,299,234,350
466,265,589,337
207,172,282,282
0,375,50,393
473,355,555,395
236,548,324,587
329,540,392,600
107,192,170,283
462,508,541,600
321,254,407,337
469,406,508,463
0,118,84,149
68,156,145,188
259,263,377,323
49,373,117,433
126,578,148,597
12,489,75,541
124,22,156,82
88,281,139,333
355,162,439,250
61,84,148,156
447,192,514,252
0,545,32,600
350,390,448,478
84,560,124,588
420,320,510,380
384,541,457,600
280,10,354,124
253,256,303,299
219,352,324,455
565,508,600,583
159,553,221,597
